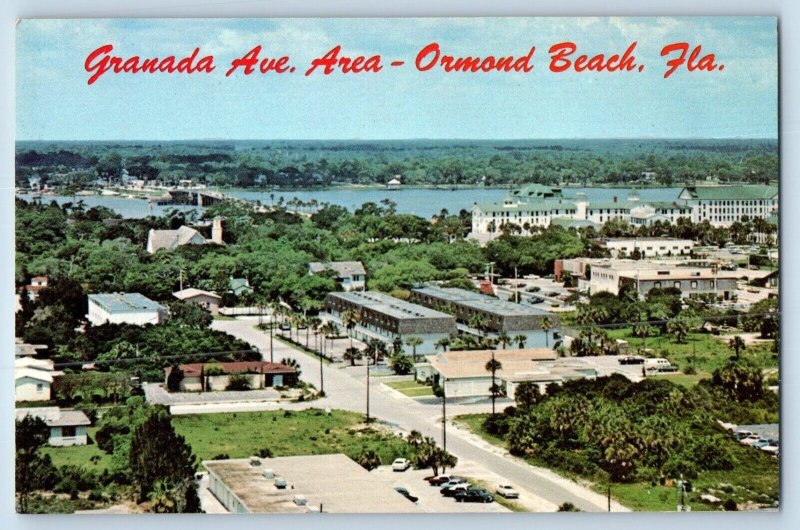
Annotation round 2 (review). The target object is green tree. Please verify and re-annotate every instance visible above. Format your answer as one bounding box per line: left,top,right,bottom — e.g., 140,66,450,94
390,354,413,375
513,334,527,349
343,346,362,367
15,415,52,513
540,316,553,348
356,450,382,471
129,407,200,511
485,352,503,417
166,364,184,392
667,318,689,344
712,361,764,402
405,336,424,363
728,335,746,361
168,300,213,329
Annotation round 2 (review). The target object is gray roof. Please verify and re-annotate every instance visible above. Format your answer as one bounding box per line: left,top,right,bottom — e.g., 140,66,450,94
16,407,91,427
326,291,451,321
411,286,549,317
88,293,167,314
309,261,367,277
147,225,206,252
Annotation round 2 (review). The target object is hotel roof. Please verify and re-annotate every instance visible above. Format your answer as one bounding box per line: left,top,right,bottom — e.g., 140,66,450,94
679,185,778,201
204,454,420,513
327,291,452,321
426,349,558,380
88,293,167,314
412,286,549,317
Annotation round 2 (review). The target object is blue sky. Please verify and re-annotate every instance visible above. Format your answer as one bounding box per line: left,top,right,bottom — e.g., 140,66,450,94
16,17,777,140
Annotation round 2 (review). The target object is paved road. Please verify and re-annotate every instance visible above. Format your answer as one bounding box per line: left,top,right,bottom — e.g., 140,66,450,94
212,319,628,512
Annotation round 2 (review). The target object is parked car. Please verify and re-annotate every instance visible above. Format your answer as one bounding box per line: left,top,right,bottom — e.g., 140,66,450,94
279,322,291,331
392,458,411,472
426,475,454,486
734,430,754,440
656,365,679,373
455,488,495,503
761,444,780,455
442,483,471,497
274,478,287,489
496,484,520,499
439,477,467,489
740,434,762,446
618,356,644,365
527,297,544,304
394,487,418,503
752,438,776,449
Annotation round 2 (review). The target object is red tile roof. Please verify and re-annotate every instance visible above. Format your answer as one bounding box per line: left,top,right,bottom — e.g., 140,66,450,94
166,361,296,378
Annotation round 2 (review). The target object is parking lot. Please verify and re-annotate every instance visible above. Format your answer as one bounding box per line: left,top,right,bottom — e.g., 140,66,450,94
369,466,510,513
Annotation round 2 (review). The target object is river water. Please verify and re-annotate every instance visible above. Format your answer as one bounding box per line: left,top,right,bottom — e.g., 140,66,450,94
17,186,683,220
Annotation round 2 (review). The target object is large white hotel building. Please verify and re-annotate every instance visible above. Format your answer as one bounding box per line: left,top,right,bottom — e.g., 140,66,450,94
470,184,778,238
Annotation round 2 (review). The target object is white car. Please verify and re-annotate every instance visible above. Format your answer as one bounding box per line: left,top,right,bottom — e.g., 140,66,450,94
496,484,520,499
740,434,762,446
761,444,780,455
392,458,411,472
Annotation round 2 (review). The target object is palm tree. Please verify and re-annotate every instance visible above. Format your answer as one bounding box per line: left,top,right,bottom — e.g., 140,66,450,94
513,334,527,349
343,346,362,366
541,316,553,348
485,352,503,417
407,430,424,448
280,357,302,379
342,309,361,350
435,337,451,352
405,336,424,363
728,335,746,361
497,332,511,350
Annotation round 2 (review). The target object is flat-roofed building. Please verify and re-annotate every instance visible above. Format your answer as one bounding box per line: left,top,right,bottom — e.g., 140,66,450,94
164,361,296,392
582,260,739,299
323,291,456,355
87,292,169,326
598,238,695,258
420,349,593,398
409,285,559,348
204,454,421,513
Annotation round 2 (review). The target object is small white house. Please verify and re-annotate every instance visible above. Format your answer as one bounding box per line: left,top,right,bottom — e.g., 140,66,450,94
15,407,92,446
173,288,221,315
15,357,62,402
87,293,169,326
309,261,367,292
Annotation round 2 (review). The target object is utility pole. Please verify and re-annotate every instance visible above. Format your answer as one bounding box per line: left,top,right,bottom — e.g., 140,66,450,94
179,269,184,291
442,379,447,452
366,353,371,423
269,311,274,363
514,266,519,303
319,349,325,395
607,483,611,512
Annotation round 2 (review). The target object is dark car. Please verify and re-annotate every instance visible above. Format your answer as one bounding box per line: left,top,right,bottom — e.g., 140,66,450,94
394,487,418,503
442,483,471,497
426,475,454,486
455,488,495,503
657,365,679,373
618,356,645,365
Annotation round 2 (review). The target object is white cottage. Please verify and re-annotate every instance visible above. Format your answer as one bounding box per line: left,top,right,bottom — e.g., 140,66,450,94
15,407,92,446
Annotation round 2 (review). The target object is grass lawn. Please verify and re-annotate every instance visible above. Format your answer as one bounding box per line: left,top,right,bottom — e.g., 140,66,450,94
385,380,434,397
173,408,412,465
454,413,779,512
40,428,113,471
606,328,778,378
